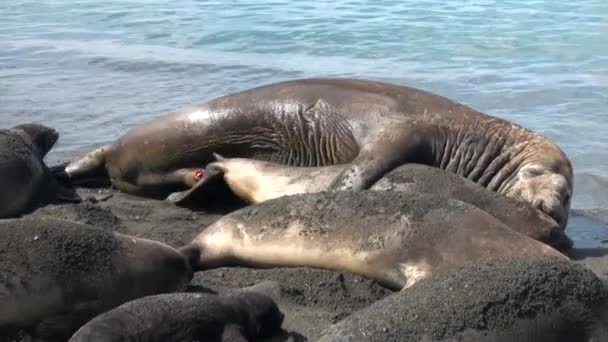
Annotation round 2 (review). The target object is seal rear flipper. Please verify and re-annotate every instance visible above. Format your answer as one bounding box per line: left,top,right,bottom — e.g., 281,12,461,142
50,161,110,188
221,324,249,342
58,144,112,184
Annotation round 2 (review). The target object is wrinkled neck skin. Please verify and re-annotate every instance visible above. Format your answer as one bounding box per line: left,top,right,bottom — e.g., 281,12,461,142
428,119,573,227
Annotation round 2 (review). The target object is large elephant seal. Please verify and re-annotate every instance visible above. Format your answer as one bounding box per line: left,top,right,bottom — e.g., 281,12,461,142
315,256,608,342
0,123,81,218
0,218,193,340
179,191,567,291
169,155,572,252
68,291,284,342
54,78,573,228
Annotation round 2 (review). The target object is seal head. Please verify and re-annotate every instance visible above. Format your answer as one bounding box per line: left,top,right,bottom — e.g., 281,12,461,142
11,123,59,157
505,159,573,231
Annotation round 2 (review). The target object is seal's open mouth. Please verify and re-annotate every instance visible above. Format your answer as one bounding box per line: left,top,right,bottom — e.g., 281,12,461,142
166,164,225,204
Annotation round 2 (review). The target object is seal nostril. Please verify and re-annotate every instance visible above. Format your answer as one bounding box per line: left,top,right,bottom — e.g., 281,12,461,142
532,199,544,211
563,193,571,206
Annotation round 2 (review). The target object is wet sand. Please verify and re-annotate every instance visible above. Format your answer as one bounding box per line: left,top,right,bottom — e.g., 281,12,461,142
14,187,608,341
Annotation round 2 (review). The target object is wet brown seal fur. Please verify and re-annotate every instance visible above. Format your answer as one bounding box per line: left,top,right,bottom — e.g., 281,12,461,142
0,123,81,218
169,156,572,252
68,291,284,342
315,256,608,342
0,218,192,340
180,191,568,291
53,78,573,228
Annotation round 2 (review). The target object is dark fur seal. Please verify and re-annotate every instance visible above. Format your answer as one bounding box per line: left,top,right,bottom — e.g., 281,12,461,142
0,218,193,340
180,191,567,291
54,78,572,228
0,123,80,218
68,291,284,342
315,257,608,342
169,156,572,252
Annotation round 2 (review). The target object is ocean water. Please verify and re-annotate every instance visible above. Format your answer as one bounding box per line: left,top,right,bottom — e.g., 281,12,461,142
1,1,607,246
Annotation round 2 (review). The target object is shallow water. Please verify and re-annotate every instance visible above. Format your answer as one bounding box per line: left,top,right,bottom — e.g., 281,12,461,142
1,1,607,246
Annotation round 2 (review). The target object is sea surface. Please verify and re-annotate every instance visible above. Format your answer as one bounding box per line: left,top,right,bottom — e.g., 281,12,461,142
1,1,607,246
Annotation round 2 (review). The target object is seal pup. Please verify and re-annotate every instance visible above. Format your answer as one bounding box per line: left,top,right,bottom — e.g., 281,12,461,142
53,78,572,228
180,191,568,291
68,291,284,342
169,155,572,252
315,256,608,342
0,123,81,218
0,218,193,340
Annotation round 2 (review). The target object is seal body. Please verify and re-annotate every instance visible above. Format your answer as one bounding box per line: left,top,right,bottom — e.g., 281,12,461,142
315,257,608,342
58,78,573,228
0,123,80,218
0,218,192,340
68,291,284,342
171,157,572,252
180,191,567,291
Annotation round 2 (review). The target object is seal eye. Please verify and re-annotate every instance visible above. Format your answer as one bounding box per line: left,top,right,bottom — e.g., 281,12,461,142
521,167,544,179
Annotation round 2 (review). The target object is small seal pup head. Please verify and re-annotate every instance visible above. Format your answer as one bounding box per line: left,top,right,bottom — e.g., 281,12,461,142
11,123,59,156
232,291,286,339
0,123,80,219
67,291,284,342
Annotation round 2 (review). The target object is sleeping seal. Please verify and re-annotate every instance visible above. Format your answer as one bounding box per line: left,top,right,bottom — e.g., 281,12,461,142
180,191,567,291
168,155,572,252
53,78,572,228
0,123,81,218
68,291,284,342
0,218,192,340
315,256,608,342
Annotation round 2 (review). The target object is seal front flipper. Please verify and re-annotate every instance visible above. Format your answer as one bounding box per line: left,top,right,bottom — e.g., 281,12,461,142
330,123,437,191
221,324,249,342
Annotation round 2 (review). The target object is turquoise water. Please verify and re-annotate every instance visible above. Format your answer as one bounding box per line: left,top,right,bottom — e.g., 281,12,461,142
1,1,607,244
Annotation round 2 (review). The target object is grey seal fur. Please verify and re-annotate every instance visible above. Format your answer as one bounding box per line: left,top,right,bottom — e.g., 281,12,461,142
315,256,608,342
0,218,192,340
